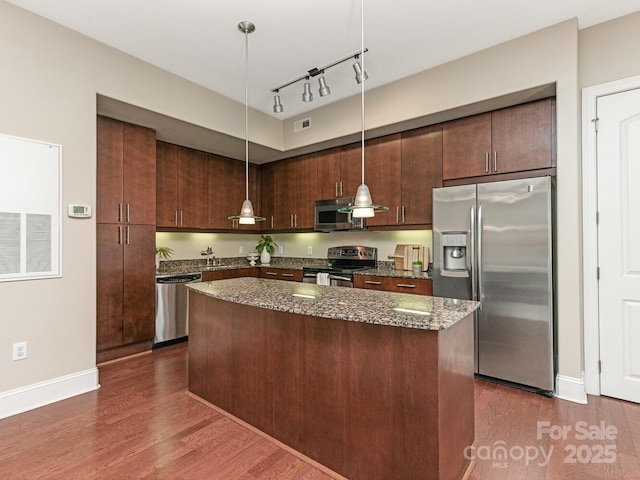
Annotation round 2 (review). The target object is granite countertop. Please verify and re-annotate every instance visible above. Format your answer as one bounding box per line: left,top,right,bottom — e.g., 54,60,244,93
189,277,478,331
357,266,432,280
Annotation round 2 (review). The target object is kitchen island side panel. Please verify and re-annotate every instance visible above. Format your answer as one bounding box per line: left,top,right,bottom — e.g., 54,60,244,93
188,290,474,480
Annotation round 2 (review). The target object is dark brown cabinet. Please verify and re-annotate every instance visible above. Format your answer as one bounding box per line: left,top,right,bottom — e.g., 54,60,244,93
443,98,554,180
201,268,258,282
97,224,156,352
352,135,402,227
258,268,303,282
316,146,361,199
97,116,156,362
400,125,443,226
261,155,317,231
208,154,259,230
354,274,433,296
97,116,156,225
156,142,208,229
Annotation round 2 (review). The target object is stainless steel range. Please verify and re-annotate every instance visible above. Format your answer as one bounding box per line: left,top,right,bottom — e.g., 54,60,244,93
302,245,377,287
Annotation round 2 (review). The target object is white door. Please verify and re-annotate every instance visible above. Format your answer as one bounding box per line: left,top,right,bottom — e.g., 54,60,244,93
598,87,640,403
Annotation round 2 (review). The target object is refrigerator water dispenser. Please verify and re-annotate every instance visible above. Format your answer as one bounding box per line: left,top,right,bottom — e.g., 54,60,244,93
441,232,468,273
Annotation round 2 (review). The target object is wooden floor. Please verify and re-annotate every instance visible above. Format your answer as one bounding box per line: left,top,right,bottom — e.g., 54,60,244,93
1,343,640,480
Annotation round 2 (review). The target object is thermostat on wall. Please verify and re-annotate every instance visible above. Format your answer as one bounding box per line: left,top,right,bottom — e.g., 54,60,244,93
67,204,92,218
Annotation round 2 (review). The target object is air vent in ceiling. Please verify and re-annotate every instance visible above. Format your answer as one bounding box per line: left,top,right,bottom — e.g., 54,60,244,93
294,117,311,133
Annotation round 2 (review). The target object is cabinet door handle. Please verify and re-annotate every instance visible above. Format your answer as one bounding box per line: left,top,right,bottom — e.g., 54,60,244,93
118,204,123,223
266,271,278,276
118,226,123,245
402,206,405,224
340,181,343,197
125,225,130,245
485,152,489,173
126,204,130,223
180,211,183,226
396,206,399,224
271,215,274,229
364,280,382,285
174,210,178,226
493,151,498,172
396,283,416,288
294,213,297,228
335,182,339,198
282,273,293,277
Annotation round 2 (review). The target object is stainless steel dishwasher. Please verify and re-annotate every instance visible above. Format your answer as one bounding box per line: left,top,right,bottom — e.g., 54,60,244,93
154,272,202,348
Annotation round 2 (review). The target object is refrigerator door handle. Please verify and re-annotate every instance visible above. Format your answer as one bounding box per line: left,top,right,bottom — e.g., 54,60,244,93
470,205,477,301
477,203,484,310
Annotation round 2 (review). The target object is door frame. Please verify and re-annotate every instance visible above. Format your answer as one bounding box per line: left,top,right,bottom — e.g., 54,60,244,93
582,74,640,396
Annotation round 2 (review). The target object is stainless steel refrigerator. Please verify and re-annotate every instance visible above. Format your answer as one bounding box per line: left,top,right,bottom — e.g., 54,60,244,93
432,176,555,393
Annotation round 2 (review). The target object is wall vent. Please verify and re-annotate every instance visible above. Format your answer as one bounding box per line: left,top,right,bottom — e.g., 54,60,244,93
294,117,312,133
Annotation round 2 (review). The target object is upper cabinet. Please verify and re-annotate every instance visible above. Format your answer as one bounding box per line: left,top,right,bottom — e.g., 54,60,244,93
400,125,443,225
442,98,555,180
261,154,317,231
156,141,208,229
208,154,260,230
360,135,402,227
345,128,442,228
317,146,361,199
97,116,156,226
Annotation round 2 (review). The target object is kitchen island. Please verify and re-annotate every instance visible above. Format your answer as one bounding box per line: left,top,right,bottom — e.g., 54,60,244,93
188,278,479,480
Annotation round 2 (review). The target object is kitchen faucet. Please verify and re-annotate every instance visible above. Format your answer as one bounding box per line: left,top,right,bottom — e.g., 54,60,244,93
201,246,215,266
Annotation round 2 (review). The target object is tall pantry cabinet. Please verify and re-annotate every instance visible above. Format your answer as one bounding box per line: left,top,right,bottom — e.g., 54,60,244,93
96,116,156,363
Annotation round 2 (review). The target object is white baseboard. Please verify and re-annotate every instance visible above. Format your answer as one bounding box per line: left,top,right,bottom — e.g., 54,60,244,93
555,373,588,404
0,368,100,419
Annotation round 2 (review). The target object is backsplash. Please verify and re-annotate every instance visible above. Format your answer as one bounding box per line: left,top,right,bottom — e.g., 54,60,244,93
156,230,433,264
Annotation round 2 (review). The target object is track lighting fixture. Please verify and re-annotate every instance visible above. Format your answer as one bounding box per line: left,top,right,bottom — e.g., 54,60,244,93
302,80,313,102
318,75,331,97
353,59,368,84
270,48,368,113
273,92,283,113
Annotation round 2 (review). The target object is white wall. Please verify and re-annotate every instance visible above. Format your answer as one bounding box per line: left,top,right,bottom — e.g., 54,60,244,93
0,0,278,397
3,0,621,407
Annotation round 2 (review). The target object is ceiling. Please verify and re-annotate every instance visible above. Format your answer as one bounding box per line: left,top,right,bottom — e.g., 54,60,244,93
7,0,640,121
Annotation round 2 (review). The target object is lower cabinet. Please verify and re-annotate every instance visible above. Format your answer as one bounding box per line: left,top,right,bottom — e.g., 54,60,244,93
258,268,303,282
354,274,433,296
201,268,258,282
96,223,156,362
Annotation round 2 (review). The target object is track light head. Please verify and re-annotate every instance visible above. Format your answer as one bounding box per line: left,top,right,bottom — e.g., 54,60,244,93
318,75,331,97
273,93,283,113
302,81,313,102
353,61,368,84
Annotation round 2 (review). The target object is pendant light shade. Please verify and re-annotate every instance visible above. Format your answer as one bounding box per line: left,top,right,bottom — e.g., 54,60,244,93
338,0,388,219
228,21,265,225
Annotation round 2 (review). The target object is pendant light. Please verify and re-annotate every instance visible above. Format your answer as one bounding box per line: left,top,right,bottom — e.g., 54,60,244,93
338,0,387,219
228,21,265,225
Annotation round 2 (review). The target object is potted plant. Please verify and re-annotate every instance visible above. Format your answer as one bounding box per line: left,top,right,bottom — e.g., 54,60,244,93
155,246,174,270
412,260,423,276
255,235,278,266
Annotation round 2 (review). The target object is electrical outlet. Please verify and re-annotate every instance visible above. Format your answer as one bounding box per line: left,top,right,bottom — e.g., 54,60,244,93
13,341,27,361
278,245,284,254
239,246,244,254
308,246,313,256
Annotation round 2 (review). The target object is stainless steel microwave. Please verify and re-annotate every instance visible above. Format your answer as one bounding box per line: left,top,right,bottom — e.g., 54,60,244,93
314,198,366,232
